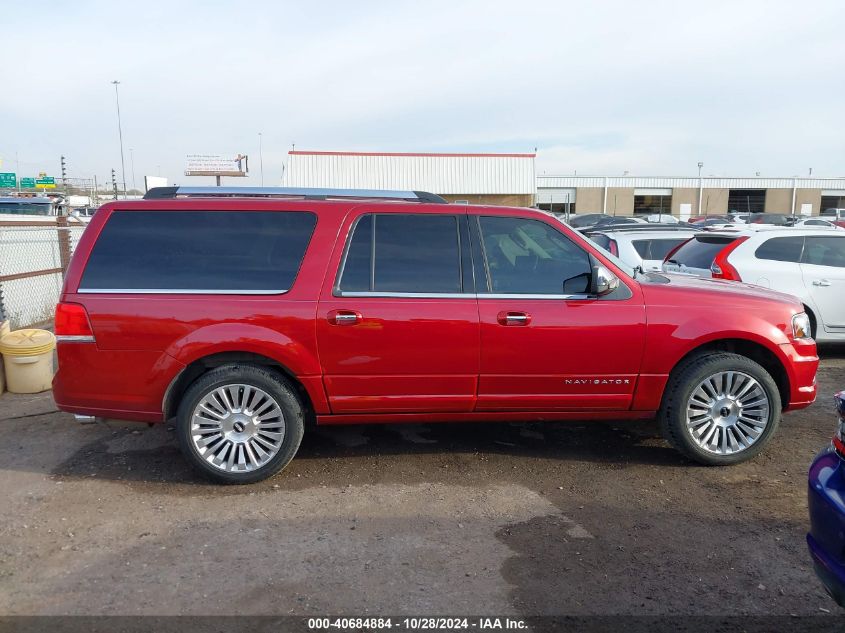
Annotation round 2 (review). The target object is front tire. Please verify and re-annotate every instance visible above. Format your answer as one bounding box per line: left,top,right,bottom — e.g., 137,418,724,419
659,352,782,465
176,364,305,484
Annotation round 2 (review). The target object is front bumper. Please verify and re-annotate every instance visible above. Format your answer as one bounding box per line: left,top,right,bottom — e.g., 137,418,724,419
808,447,845,607
780,340,818,411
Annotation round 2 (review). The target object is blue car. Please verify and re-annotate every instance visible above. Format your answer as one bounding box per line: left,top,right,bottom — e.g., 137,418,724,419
808,390,845,607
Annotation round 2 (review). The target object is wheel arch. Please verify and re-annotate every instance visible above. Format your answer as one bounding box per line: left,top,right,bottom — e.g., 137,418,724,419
162,351,317,424
665,338,790,411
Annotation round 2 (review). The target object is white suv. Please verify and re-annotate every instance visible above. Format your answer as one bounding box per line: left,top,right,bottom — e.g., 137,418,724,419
663,228,845,341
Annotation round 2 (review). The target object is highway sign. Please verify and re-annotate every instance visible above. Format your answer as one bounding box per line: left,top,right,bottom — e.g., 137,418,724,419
35,177,56,189
0,173,16,188
20,178,36,189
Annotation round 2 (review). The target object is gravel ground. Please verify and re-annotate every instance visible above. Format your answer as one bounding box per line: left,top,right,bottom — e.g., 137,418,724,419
0,349,843,620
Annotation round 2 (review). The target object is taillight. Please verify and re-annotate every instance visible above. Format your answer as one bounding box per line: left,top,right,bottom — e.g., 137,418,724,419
833,391,845,455
609,239,619,256
54,302,95,341
710,237,749,281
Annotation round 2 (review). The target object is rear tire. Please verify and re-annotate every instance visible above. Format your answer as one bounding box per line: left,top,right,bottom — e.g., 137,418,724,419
658,352,781,465
176,364,305,484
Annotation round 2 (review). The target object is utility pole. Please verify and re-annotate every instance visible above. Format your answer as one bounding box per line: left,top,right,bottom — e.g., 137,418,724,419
111,169,118,200
60,155,67,189
697,161,704,216
111,80,127,197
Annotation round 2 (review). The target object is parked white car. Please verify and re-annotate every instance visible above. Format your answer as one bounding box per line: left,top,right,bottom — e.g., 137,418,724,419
791,218,844,230
586,226,700,272
662,228,845,341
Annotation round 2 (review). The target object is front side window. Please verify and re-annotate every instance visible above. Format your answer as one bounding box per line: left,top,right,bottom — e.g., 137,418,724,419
79,210,316,292
338,213,462,293
802,236,845,268
754,236,804,263
478,216,592,294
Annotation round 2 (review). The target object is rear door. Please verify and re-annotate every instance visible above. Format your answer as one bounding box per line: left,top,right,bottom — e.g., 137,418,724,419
801,235,845,331
316,209,480,414
472,213,646,411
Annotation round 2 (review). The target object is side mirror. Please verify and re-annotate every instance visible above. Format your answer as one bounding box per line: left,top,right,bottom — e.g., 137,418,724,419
591,265,619,297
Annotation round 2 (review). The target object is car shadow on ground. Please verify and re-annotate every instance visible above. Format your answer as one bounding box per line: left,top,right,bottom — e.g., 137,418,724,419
46,416,690,488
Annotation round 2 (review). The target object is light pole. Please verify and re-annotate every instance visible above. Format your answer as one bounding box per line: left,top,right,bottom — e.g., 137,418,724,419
111,80,127,198
130,148,137,192
258,132,264,186
697,161,704,217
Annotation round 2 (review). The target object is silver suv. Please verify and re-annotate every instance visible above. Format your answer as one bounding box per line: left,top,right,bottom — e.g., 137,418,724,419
584,225,700,272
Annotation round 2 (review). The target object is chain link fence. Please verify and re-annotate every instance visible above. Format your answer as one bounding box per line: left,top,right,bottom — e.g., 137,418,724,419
0,219,88,329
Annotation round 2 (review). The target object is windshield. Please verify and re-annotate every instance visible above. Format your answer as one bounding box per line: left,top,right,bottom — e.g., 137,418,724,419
633,238,690,260
667,235,736,269
553,217,636,278
0,201,53,215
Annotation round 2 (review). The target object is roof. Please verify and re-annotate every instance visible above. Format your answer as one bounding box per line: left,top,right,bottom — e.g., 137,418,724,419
284,150,537,195
289,150,536,158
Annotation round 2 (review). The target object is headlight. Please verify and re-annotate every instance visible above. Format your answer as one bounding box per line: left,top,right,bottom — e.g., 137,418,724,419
792,312,812,340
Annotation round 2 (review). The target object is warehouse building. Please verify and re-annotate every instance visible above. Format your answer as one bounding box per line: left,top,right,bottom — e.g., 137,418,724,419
283,150,536,206
536,176,845,218
282,150,845,218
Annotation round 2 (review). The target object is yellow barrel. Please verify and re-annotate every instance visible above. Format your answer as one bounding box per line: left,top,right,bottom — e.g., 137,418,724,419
0,321,9,394
0,329,56,394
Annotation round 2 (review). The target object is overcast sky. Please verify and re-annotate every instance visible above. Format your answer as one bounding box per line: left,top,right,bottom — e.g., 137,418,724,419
2,0,843,188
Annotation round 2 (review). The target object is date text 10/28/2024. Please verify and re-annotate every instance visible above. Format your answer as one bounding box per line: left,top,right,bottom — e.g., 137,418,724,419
307,617,528,630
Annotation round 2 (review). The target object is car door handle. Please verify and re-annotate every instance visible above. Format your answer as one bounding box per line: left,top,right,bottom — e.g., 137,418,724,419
813,279,832,287
497,311,532,326
327,310,362,325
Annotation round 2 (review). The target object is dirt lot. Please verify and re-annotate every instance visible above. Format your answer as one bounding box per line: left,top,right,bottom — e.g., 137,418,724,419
0,350,844,621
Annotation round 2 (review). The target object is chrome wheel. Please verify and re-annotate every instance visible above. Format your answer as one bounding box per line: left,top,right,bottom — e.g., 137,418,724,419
190,384,286,472
685,371,770,455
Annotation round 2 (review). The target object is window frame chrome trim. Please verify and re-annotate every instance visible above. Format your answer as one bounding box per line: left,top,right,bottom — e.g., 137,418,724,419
77,288,290,295
334,291,594,300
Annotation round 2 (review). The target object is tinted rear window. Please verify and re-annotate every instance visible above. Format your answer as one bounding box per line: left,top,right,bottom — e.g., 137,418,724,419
338,213,462,293
754,236,804,263
668,236,735,269
632,238,688,260
80,210,316,292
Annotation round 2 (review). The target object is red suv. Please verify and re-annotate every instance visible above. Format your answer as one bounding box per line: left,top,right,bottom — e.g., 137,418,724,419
53,187,819,483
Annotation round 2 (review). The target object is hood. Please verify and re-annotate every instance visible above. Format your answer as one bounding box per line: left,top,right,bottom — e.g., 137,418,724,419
638,272,803,310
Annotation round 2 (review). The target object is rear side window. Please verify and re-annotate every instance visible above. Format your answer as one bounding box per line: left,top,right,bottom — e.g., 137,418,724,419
668,236,735,269
80,210,316,292
589,234,611,250
754,236,804,263
632,238,689,260
803,236,845,268
338,213,462,293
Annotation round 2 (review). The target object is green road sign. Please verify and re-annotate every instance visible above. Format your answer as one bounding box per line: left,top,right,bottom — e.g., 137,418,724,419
0,173,16,188
34,177,55,189
20,178,36,189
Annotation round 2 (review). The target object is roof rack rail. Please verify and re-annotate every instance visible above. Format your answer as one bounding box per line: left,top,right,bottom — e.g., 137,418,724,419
143,186,447,204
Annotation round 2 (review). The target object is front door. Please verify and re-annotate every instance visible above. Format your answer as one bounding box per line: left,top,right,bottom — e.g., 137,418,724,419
471,213,646,411
317,210,480,414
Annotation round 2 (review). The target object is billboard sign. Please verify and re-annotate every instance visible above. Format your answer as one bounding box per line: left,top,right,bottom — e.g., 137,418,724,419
0,173,16,188
185,154,248,177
